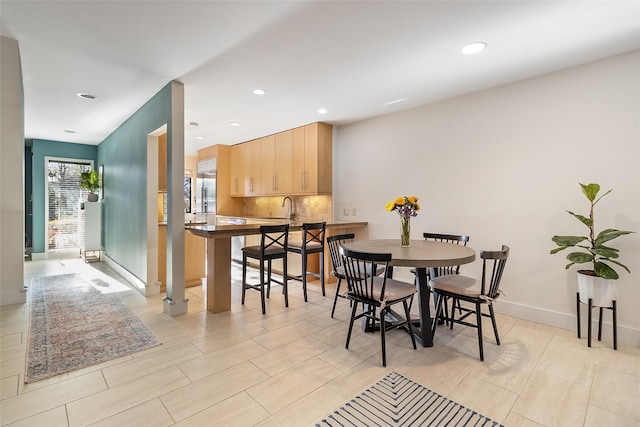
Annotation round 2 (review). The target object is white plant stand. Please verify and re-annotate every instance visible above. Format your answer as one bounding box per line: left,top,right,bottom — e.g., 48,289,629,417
576,293,617,350
81,202,101,263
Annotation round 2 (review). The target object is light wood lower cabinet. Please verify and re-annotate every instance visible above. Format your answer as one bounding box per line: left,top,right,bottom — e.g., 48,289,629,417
158,226,205,291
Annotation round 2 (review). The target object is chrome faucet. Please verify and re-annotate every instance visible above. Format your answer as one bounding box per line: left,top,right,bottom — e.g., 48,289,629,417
281,196,294,220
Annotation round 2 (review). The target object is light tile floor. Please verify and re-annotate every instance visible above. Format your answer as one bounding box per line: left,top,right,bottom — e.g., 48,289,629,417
1,258,639,426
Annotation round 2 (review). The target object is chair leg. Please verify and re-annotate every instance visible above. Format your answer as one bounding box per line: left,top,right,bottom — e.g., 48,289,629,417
331,278,342,318
431,292,444,335
241,254,247,305
403,299,417,350
449,298,455,330
259,261,266,315
442,296,450,326
266,260,272,298
283,256,289,308
320,252,325,296
476,302,484,361
380,308,387,367
301,253,308,302
488,303,500,345
345,300,358,349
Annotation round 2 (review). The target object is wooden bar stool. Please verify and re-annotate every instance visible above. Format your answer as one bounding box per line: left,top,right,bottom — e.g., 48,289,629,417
241,224,289,314
287,222,326,301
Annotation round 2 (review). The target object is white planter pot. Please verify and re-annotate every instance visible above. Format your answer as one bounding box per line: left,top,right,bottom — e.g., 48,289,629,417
577,270,616,307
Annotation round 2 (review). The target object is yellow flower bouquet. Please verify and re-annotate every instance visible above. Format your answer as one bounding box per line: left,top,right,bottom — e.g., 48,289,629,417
386,196,419,246
386,195,420,218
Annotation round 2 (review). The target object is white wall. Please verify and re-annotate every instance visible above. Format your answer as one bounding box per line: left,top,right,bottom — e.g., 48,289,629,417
335,50,640,345
0,36,27,305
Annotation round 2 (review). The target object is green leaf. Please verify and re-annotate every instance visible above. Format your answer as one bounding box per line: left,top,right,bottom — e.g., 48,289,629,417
594,262,619,279
607,258,631,274
566,252,593,263
552,235,587,247
580,183,600,201
566,211,592,228
592,247,619,258
595,229,634,246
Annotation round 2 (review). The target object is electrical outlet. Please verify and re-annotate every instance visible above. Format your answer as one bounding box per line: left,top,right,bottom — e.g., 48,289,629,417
303,198,309,206
351,207,356,216
343,207,350,216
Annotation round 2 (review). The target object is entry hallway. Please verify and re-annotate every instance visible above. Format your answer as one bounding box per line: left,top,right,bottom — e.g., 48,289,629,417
1,259,639,426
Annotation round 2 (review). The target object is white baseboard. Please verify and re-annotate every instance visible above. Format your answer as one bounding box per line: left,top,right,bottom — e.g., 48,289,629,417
0,287,27,306
497,300,640,347
31,250,79,261
103,254,159,297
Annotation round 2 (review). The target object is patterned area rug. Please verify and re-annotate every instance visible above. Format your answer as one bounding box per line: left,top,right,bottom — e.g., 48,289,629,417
316,372,504,426
26,273,160,383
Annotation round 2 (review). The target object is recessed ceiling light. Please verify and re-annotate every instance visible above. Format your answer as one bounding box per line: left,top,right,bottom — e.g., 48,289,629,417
77,93,97,100
462,42,487,55
229,122,241,127
195,136,205,140
317,108,328,114
64,130,76,133
383,98,407,106
252,89,266,95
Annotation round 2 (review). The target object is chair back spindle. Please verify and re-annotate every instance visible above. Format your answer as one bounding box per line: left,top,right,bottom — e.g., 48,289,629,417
340,246,390,304
327,233,354,276
481,245,509,299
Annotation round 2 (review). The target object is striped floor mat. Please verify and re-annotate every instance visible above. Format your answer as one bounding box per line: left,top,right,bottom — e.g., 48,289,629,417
315,371,504,426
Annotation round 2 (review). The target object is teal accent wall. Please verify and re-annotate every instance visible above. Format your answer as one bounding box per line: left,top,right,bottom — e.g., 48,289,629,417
31,139,97,253
97,83,172,282
25,145,33,248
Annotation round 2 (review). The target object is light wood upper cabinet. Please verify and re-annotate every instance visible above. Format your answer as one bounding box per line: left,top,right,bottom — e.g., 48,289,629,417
230,123,331,197
244,139,260,195
275,130,293,194
292,122,332,194
230,143,244,196
261,131,293,195
260,135,277,194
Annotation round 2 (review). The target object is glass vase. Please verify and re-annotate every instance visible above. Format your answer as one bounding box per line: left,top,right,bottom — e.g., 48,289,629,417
400,216,410,247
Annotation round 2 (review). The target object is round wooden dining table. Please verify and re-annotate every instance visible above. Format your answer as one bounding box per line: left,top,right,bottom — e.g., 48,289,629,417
341,239,476,347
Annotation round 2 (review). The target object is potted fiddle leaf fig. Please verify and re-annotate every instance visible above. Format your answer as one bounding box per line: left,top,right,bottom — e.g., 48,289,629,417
551,183,633,306
80,169,100,202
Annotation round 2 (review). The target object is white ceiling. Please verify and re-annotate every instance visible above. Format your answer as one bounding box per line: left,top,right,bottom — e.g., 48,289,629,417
1,1,639,156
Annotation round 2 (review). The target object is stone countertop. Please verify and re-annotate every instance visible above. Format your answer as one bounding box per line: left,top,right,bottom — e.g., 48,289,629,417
186,220,368,239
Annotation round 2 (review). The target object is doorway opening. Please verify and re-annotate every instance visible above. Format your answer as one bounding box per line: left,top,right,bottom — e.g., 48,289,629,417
45,158,93,254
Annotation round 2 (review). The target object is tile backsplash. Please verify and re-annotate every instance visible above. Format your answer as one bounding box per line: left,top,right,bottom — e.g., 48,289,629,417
242,195,332,222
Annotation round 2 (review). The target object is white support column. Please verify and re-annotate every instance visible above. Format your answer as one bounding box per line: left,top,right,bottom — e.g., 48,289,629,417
0,36,27,306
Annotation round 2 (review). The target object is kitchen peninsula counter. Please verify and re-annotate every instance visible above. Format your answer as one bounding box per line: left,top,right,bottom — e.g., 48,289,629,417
187,220,367,313
187,219,367,238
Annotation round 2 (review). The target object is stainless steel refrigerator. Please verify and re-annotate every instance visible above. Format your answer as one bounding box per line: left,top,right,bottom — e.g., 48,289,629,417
196,158,216,224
